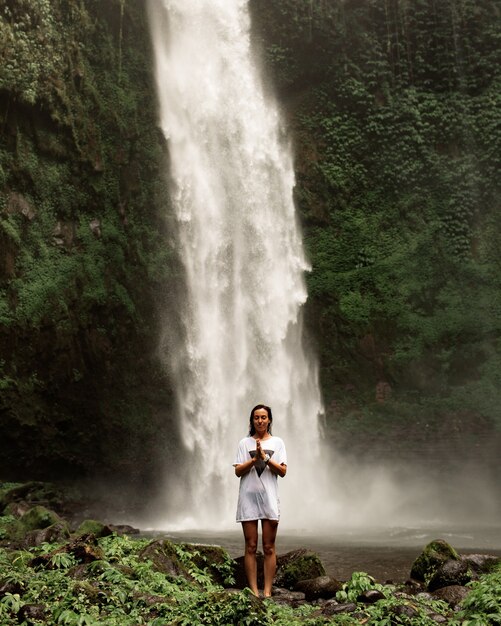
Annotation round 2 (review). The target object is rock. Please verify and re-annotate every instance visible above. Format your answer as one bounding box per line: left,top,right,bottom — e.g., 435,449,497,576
6,192,36,221
75,519,113,538
17,604,45,622
391,603,419,618
233,548,325,591
89,218,101,237
403,578,425,594
0,482,63,512
357,589,386,603
68,537,105,563
233,552,264,589
0,581,23,597
132,591,175,607
4,500,31,518
52,220,75,248
428,558,470,591
210,589,266,618
461,554,500,576
73,581,100,602
428,613,449,623
294,575,342,601
139,540,191,582
431,585,470,608
275,549,326,590
410,539,459,582
108,524,140,535
24,521,70,547
18,506,62,534
269,587,305,606
179,543,235,586
322,602,357,616
68,564,90,580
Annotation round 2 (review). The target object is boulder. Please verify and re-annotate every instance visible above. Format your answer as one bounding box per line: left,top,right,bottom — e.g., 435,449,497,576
390,603,419,618
322,602,357,616
233,548,325,591
428,558,470,591
233,552,264,589
294,575,342,601
19,506,62,532
179,543,236,586
357,588,386,603
431,585,470,608
24,521,71,547
461,554,500,576
4,500,31,518
275,549,326,590
410,539,459,582
75,520,113,538
68,537,105,564
268,587,305,606
139,540,191,582
108,524,140,535
0,581,23,597
0,482,64,514
18,604,46,622
6,192,36,221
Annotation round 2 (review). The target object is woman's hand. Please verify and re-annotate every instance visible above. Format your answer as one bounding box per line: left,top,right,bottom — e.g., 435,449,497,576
256,439,265,460
234,445,258,477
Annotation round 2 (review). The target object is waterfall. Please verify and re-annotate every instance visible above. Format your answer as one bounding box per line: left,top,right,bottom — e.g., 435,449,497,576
148,0,325,529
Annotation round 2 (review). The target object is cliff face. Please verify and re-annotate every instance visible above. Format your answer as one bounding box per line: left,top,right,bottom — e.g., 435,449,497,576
250,0,501,459
1,1,500,484
0,0,179,484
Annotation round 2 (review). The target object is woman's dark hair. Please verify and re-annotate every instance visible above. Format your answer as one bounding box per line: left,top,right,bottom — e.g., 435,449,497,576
248,404,273,436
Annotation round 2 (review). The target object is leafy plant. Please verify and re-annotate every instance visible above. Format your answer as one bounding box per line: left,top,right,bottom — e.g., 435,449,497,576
336,570,388,603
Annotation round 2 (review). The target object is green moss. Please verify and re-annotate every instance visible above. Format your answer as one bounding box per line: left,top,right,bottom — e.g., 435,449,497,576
19,506,62,532
75,519,112,538
275,550,326,590
410,539,459,582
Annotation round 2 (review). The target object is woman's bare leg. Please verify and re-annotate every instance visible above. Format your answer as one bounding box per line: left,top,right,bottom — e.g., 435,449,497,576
262,519,278,597
242,520,259,595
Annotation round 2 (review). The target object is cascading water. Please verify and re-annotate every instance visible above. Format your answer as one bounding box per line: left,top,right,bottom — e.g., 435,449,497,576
148,0,326,529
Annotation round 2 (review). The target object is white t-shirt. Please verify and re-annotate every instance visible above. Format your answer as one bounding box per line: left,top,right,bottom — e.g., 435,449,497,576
233,436,287,522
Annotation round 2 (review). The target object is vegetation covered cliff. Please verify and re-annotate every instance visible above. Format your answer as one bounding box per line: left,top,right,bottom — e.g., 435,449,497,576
0,0,178,485
251,0,501,464
0,0,500,484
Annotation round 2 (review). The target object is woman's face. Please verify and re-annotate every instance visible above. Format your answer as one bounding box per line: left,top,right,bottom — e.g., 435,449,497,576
253,408,270,437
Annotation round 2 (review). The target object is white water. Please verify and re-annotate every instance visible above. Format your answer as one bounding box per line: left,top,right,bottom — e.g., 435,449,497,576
147,0,325,529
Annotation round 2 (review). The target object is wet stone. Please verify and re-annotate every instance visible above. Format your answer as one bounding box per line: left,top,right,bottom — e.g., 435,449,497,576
357,589,386,603
323,602,357,616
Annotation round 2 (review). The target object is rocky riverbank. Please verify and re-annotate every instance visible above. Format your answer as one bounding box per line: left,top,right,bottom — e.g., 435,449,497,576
1,481,500,625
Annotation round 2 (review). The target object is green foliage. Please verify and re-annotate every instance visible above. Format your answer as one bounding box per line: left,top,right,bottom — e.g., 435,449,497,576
336,571,388,603
174,543,236,587
252,0,501,436
361,594,451,626
452,564,501,625
0,0,176,479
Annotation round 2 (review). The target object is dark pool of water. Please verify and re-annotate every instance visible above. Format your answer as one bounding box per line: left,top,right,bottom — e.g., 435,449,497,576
142,525,501,582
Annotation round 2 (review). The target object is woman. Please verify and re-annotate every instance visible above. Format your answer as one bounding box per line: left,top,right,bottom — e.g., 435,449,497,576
233,404,287,597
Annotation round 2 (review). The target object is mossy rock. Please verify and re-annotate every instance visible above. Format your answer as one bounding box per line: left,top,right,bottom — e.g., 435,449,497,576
139,539,191,582
19,506,62,532
179,543,236,586
4,506,63,543
0,482,64,515
410,540,459,583
203,590,265,621
75,519,113,538
0,482,23,511
275,549,326,590
24,521,71,547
